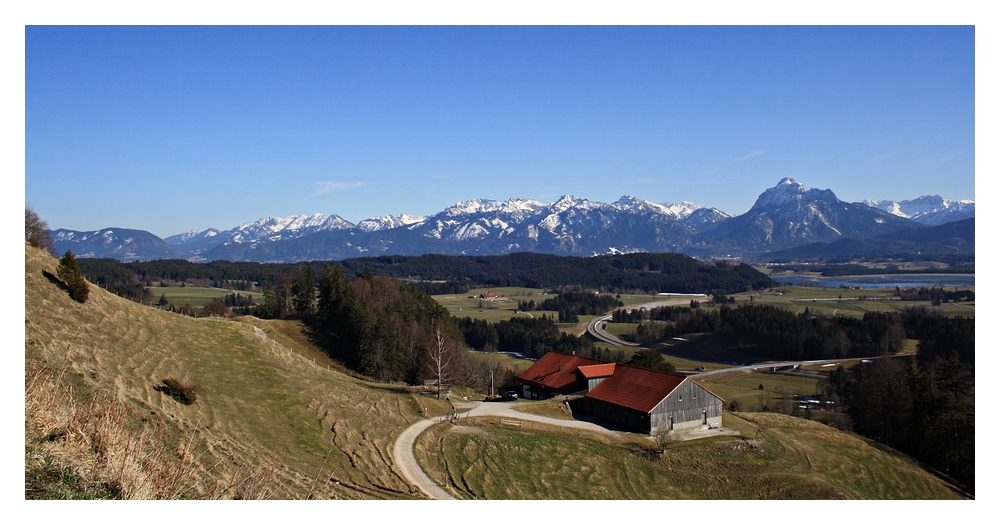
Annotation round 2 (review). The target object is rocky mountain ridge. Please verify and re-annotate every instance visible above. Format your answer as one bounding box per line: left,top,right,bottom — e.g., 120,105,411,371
52,179,973,262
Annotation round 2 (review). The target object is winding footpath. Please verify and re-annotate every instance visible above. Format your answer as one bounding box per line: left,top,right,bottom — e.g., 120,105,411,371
393,418,456,500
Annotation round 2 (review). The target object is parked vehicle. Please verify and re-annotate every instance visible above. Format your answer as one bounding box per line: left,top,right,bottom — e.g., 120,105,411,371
502,390,518,401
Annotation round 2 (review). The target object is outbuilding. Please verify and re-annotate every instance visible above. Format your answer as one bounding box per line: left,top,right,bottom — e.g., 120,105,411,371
516,351,725,434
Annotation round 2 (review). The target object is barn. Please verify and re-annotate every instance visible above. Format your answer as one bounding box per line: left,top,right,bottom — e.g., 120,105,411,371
515,351,607,400
516,351,725,435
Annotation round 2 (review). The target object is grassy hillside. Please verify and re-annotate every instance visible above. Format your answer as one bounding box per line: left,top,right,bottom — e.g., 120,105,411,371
413,412,966,499
24,243,428,499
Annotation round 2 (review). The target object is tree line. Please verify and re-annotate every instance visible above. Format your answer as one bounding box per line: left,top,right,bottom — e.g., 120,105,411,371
829,352,974,494
895,286,974,304
609,303,973,364
77,251,776,299
455,316,594,360
518,290,624,323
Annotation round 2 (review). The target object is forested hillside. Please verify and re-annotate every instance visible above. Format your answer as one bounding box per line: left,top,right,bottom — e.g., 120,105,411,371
78,252,775,304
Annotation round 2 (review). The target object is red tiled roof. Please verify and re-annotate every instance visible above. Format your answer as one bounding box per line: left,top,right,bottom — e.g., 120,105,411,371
516,352,605,391
577,363,616,379
584,363,686,413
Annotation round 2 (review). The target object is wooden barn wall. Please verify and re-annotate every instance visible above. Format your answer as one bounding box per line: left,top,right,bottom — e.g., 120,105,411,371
587,377,607,392
650,380,723,429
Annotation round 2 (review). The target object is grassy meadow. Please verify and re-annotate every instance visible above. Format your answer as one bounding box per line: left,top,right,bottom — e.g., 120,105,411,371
697,373,824,412
151,285,262,308
25,244,430,499
413,412,966,499
432,287,557,322
732,286,974,318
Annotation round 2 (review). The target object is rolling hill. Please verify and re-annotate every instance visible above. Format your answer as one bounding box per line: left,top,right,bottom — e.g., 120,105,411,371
25,242,432,499
24,242,967,499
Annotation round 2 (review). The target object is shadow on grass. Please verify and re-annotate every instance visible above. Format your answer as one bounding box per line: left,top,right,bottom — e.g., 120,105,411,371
42,270,68,291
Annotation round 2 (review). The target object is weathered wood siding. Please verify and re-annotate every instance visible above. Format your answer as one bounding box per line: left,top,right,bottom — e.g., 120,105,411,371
587,377,607,392
650,380,723,431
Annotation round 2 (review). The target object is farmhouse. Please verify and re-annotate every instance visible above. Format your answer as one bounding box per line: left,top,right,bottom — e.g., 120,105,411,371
516,352,607,400
516,351,725,435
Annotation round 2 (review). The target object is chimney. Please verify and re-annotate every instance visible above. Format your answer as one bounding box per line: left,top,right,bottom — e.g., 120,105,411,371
558,364,563,371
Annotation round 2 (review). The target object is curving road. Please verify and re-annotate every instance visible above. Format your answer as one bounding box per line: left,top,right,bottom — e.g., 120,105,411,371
587,315,639,347
393,418,457,500
587,296,707,348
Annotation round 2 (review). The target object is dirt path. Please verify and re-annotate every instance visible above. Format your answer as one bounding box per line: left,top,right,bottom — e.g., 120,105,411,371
392,418,456,500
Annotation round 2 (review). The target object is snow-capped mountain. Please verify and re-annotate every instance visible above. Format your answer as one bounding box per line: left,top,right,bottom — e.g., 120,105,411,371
163,228,223,255
356,214,427,232
680,207,731,233
862,195,975,226
164,213,355,257
227,213,355,243
60,179,973,263
53,228,186,261
201,194,714,262
659,201,704,219
703,178,914,252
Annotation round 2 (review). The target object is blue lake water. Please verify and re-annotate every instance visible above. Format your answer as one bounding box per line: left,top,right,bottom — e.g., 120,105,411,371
773,274,975,289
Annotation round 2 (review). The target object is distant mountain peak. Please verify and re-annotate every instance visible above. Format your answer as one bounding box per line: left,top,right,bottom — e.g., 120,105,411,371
862,194,975,226
356,214,427,232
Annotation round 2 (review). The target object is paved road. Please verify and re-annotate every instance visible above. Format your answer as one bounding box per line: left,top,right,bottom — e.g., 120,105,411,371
688,354,911,379
586,315,638,347
586,296,705,348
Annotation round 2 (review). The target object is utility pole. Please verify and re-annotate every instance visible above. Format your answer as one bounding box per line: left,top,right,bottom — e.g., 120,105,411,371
490,369,494,397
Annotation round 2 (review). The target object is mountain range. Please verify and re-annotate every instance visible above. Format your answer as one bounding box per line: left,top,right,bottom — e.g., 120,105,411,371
52,178,974,263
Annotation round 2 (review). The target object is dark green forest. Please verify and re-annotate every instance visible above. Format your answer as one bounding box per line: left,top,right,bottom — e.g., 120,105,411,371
77,252,775,302
830,354,974,493
456,316,594,359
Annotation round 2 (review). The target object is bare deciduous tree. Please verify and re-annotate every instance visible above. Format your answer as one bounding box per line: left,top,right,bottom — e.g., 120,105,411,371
25,205,57,256
429,324,453,399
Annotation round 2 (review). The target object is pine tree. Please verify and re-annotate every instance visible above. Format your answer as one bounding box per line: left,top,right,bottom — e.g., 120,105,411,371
292,263,316,316
57,250,89,303
255,265,279,319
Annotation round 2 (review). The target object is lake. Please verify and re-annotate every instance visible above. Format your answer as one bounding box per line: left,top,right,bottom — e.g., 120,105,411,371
773,273,975,289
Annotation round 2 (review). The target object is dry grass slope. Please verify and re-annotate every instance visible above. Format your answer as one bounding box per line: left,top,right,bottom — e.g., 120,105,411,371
413,412,966,499
24,243,429,499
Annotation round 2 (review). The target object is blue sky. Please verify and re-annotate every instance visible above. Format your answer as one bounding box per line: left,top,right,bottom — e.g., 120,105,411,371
25,25,975,237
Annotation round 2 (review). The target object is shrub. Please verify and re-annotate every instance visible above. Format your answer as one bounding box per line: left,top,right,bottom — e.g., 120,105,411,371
57,250,89,303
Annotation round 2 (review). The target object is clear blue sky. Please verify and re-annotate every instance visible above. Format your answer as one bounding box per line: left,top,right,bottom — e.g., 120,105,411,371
25,25,975,237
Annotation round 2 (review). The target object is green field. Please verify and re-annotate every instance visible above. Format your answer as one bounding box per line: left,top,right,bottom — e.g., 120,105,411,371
657,353,734,372
617,293,705,308
465,351,535,374
151,285,262,308
413,411,965,499
432,287,558,322
733,286,975,318
698,372,824,412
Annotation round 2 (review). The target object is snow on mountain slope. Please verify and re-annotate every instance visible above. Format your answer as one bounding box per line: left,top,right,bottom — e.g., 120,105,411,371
703,178,915,251
862,195,974,226
356,214,427,232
